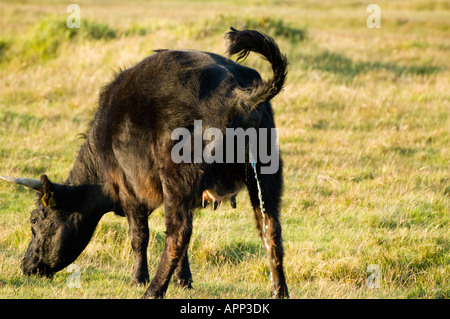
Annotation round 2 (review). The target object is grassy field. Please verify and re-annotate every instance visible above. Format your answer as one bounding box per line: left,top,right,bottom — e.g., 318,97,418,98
0,0,449,299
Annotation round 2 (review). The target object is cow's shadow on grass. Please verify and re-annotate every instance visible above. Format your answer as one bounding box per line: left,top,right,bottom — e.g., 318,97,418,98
194,239,264,265
0,275,50,288
297,48,441,79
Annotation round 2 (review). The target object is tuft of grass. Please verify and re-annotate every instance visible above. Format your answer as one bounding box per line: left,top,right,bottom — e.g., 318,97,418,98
191,15,306,42
2,16,117,64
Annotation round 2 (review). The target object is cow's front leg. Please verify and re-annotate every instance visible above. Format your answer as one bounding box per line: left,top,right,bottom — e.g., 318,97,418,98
126,204,150,285
142,197,193,299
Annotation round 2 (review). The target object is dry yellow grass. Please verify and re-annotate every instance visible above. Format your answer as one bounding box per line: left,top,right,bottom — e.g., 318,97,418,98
0,0,449,299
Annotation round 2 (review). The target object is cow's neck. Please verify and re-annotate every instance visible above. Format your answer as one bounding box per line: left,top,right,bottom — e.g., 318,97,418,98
65,133,104,186
64,134,114,216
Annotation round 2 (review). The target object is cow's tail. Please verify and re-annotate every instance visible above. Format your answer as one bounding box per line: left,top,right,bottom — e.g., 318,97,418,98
226,27,288,110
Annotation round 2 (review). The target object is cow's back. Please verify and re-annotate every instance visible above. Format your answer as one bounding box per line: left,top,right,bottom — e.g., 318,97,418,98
92,49,261,208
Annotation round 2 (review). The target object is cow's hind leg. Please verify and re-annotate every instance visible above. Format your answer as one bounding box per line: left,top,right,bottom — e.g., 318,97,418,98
247,165,289,299
142,173,194,299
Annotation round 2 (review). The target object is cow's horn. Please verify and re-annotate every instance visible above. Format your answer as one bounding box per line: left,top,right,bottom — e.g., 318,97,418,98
0,176,42,190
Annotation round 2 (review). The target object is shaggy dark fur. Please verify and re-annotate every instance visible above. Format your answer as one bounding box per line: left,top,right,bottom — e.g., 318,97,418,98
18,28,289,298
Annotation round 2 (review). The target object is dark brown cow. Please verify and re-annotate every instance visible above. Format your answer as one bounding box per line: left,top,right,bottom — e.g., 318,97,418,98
1,28,289,298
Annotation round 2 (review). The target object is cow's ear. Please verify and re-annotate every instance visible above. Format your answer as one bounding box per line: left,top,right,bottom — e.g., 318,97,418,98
40,174,57,207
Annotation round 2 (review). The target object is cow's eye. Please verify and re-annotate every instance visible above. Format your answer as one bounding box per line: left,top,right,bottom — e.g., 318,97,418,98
30,218,38,225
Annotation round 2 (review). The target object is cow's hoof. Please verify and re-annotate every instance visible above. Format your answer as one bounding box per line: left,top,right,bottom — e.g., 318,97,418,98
174,278,193,290
272,285,289,299
142,289,164,299
131,277,149,286
130,272,149,286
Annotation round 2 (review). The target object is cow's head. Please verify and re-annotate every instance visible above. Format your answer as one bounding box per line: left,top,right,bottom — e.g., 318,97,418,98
1,174,113,277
